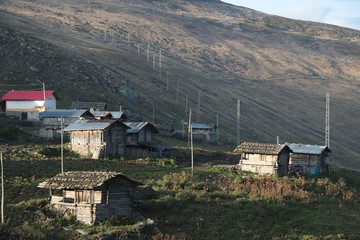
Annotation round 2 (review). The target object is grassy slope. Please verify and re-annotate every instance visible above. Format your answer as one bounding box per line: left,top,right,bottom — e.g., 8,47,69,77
0,140,359,239
0,1,360,166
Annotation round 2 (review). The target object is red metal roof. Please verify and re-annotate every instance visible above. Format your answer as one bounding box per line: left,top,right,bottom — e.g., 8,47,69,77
0,90,55,101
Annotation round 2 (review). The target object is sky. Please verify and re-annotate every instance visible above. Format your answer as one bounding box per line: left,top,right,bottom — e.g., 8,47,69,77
222,0,360,31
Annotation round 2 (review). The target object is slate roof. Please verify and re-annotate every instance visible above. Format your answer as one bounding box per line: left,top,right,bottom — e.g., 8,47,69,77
40,109,93,118
234,142,289,155
1,90,55,101
37,171,140,190
287,143,330,155
124,122,158,134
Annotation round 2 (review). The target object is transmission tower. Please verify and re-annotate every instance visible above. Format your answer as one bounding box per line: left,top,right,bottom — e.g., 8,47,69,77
325,93,330,147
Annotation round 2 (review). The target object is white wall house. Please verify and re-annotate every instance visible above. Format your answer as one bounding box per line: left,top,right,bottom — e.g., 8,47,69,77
1,90,57,120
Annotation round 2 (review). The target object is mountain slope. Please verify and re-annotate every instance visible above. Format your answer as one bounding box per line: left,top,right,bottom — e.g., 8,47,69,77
1,0,360,169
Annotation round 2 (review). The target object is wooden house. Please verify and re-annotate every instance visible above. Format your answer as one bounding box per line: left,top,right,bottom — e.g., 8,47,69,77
0,90,57,120
71,101,107,111
36,109,94,139
64,119,129,159
234,142,292,176
124,122,159,157
287,143,331,175
191,123,218,142
37,171,141,225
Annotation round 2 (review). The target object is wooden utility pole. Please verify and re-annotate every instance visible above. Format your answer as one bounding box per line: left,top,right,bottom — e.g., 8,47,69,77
166,72,169,91
185,94,188,117
1,151,4,224
159,49,162,79
197,89,201,122
147,44,150,63
236,99,241,146
176,79,179,103
61,117,64,174
153,54,156,70
188,109,194,176
216,113,219,142
325,93,330,147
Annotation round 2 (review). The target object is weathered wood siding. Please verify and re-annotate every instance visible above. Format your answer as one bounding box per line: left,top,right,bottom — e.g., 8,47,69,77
289,152,330,175
69,122,127,157
127,128,153,145
240,153,278,175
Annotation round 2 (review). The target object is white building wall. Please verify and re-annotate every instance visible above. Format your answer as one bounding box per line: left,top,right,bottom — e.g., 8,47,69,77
5,94,56,112
6,100,44,111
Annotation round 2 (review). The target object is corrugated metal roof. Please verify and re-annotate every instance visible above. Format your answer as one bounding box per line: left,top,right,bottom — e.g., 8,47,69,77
191,123,216,130
124,122,157,133
1,90,55,101
287,143,330,155
40,109,91,118
110,111,127,120
37,171,140,190
234,142,287,155
64,120,115,131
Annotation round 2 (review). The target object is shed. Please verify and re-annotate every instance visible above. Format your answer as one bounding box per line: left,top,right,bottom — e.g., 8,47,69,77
124,122,159,158
234,142,292,176
0,90,57,120
64,119,129,159
37,171,141,225
287,143,331,175
191,123,217,142
71,102,107,111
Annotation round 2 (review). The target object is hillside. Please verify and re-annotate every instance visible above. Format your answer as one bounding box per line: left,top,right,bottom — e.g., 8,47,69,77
1,0,360,169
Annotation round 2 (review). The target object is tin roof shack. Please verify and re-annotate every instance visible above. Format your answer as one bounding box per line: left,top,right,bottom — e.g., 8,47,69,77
234,142,292,176
124,122,159,158
38,171,141,225
191,123,217,143
64,119,129,159
287,144,331,175
36,109,95,139
0,90,57,121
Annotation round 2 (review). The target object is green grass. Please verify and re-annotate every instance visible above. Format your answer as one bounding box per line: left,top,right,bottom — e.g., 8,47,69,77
0,143,360,239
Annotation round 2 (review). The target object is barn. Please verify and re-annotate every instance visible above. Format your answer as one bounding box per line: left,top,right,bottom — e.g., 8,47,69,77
37,171,141,225
191,123,218,143
64,119,128,159
234,142,292,176
287,143,332,175
0,90,57,120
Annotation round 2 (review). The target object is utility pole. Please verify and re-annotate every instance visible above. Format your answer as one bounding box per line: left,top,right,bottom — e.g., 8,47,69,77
159,49,162,79
237,99,241,146
152,100,155,124
147,44,150,63
216,113,219,142
188,109,194,176
325,93,330,147
1,151,4,224
166,72,169,91
153,54,156,70
185,94,188,117
197,89,201,122
277,136,280,145
61,117,64,174
176,79,179,103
